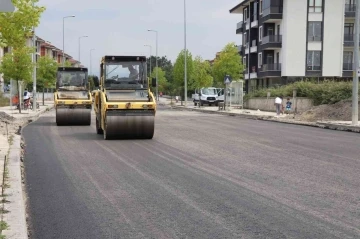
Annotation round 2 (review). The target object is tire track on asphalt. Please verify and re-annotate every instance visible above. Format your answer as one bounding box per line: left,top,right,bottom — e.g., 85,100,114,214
133,140,360,238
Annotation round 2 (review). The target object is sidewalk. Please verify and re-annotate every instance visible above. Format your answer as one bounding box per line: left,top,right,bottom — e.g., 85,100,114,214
0,101,54,239
159,97,360,133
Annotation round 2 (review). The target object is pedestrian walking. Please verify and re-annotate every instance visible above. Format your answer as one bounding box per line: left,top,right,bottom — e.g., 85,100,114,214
274,96,283,116
285,98,292,114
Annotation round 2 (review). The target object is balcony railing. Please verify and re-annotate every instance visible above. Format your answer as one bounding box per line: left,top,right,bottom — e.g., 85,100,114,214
307,65,321,71
237,21,243,29
344,34,356,42
262,7,283,17
345,4,356,13
260,63,281,72
343,62,353,71
262,35,282,44
308,35,322,41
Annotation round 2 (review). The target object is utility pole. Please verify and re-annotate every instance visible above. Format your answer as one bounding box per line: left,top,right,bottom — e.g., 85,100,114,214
184,0,188,107
353,0,360,125
78,35,88,66
32,1,36,111
144,45,152,78
148,29,158,101
62,15,75,66
90,49,95,75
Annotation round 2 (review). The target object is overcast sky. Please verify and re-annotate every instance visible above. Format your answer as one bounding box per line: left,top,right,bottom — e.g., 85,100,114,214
37,0,242,75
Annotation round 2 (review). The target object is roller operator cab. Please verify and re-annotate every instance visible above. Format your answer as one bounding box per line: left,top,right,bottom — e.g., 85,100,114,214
93,55,157,140
54,67,92,126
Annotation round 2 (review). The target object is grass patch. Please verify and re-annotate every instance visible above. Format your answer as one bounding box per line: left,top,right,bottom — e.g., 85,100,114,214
245,80,358,106
0,93,9,107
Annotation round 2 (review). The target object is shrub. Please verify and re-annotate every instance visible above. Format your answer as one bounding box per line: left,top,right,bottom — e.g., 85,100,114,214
0,92,9,107
245,81,357,105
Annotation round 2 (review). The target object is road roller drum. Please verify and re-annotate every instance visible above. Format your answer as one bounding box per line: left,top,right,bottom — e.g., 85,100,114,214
102,111,155,139
56,108,91,126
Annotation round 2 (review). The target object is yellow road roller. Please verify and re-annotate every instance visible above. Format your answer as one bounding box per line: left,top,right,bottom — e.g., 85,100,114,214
93,55,157,139
54,67,92,126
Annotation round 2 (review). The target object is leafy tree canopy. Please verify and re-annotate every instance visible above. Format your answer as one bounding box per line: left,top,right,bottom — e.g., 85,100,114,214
191,56,213,90
212,42,243,86
0,0,46,48
37,56,57,89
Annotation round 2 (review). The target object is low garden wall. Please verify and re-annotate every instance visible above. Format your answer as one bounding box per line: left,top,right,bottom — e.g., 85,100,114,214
244,97,313,113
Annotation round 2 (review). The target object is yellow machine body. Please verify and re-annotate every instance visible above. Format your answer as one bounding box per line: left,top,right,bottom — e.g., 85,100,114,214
93,55,157,139
54,67,92,126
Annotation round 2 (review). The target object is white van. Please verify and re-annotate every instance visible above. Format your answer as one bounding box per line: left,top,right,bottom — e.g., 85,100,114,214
192,87,218,106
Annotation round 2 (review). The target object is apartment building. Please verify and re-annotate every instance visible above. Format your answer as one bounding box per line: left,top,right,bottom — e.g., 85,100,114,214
230,0,354,93
0,35,83,90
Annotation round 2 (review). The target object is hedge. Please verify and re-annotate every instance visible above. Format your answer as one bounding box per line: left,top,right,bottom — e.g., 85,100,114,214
245,81,358,106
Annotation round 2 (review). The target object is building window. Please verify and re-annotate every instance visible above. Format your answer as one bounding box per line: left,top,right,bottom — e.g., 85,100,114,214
307,22,322,41
308,0,322,13
244,32,248,48
259,26,263,41
307,51,321,71
260,0,263,14
258,53,263,68
243,57,247,68
244,8,248,21
343,51,353,70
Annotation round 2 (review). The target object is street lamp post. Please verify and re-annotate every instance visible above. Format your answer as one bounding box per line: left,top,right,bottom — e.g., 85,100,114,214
90,49,95,75
184,0,188,107
352,0,360,125
148,29,158,101
144,45,152,78
78,35,88,66
62,15,75,66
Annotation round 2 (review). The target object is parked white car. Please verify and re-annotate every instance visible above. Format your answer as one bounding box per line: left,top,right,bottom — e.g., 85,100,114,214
192,87,219,106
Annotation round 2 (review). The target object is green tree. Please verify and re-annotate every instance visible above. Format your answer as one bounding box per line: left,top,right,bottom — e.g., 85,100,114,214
37,56,57,105
173,49,194,97
192,56,213,90
0,0,45,48
0,46,33,113
151,67,167,93
37,56,57,89
147,56,173,83
212,42,243,86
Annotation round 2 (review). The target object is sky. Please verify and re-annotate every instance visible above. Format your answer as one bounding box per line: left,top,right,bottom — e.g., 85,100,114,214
36,0,242,76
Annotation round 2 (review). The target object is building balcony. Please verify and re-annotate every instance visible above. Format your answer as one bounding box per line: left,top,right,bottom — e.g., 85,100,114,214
345,4,356,18
258,63,281,78
259,35,282,50
343,62,353,77
236,21,243,34
250,40,257,53
245,18,250,30
251,15,258,28
250,72,257,79
244,42,249,54
260,6,283,24
344,34,360,47
306,65,322,77
244,68,249,79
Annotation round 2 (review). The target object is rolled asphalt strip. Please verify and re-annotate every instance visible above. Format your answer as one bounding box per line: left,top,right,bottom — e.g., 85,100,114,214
172,106,360,133
1,105,54,239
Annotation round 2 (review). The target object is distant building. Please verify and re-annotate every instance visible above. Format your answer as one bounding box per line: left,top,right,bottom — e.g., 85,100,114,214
230,0,354,93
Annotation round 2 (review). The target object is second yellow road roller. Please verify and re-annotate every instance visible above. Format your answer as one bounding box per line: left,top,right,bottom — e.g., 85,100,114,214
54,67,92,126
93,55,157,139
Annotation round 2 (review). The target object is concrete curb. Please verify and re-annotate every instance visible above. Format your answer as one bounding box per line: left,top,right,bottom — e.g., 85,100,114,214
172,106,360,133
2,135,27,239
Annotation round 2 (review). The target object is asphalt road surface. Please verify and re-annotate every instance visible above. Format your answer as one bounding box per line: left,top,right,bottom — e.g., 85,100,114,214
23,107,360,239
